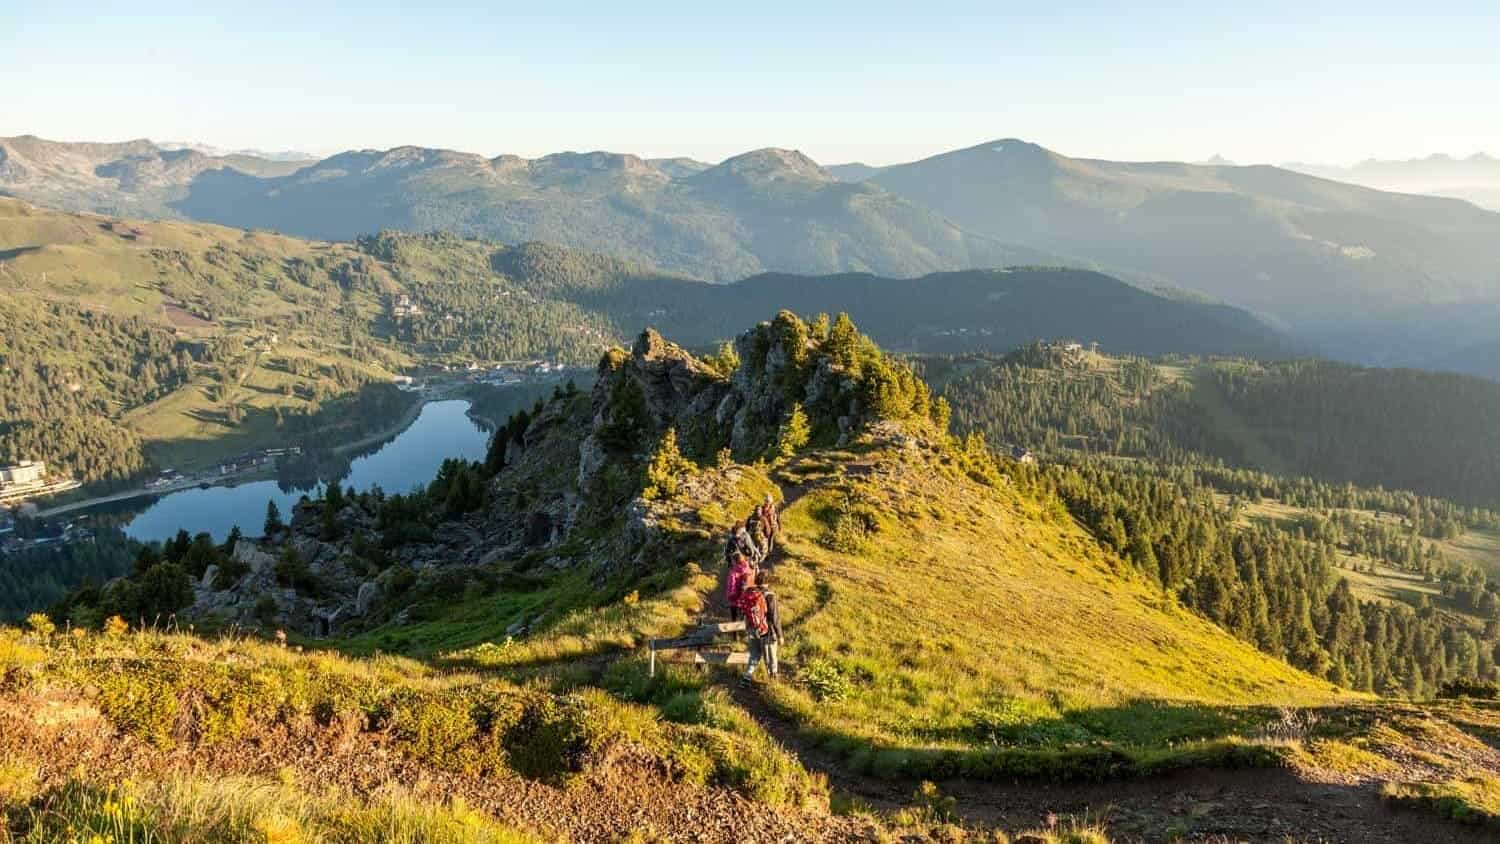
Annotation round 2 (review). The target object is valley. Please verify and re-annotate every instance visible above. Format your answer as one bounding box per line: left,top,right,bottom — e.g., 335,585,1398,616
7,316,1500,842
0,198,1291,501
4,208,1499,838
8,8,1498,841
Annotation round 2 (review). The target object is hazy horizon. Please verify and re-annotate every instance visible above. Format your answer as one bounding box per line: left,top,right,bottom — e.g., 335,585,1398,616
5,2,1497,167
3,129,1496,171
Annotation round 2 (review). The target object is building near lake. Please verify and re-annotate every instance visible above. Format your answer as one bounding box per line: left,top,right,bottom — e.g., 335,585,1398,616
0,461,46,487
0,461,79,505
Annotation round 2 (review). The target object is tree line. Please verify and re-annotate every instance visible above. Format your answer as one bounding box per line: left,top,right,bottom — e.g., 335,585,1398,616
1023,459,1496,697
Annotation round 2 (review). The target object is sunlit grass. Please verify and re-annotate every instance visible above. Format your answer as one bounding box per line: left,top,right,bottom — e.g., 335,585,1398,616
749,442,1347,777
0,773,540,844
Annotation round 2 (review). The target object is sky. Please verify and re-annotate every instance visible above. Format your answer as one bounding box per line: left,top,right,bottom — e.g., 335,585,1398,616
4,1,1497,166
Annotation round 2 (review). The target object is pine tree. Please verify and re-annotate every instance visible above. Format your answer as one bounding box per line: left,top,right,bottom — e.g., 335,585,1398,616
643,428,689,501
774,404,812,461
264,499,284,537
827,313,859,370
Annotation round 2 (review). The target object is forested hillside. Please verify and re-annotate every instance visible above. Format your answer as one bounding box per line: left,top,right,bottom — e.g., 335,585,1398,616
1037,459,1497,696
0,299,191,483
933,345,1500,697
932,346,1500,509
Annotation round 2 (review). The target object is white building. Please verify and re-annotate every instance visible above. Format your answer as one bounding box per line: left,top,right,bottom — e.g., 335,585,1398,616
0,461,45,487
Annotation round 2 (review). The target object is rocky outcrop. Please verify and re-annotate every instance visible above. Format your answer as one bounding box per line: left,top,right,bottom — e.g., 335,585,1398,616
184,492,504,636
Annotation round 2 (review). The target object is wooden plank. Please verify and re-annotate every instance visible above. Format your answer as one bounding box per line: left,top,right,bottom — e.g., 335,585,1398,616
657,650,749,666
695,620,746,634
649,634,717,651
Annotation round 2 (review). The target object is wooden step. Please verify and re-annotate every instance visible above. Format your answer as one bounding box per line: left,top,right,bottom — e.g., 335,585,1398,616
649,633,718,650
656,650,749,666
695,620,746,634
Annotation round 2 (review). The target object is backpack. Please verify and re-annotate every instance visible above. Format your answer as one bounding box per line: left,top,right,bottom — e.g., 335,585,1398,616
738,589,769,637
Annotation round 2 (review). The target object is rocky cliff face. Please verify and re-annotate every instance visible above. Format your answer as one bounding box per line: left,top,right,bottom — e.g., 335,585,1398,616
190,495,502,635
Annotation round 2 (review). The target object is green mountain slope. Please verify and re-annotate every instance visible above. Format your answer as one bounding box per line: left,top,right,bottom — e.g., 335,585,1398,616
10,134,1500,373
0,199,1292,488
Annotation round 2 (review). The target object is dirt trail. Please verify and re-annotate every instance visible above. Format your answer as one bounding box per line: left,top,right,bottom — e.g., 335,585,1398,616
721,676,1497,844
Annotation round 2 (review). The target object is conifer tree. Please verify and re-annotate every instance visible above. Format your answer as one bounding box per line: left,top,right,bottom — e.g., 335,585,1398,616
643,428,689,500
774,404,811,461
264,500,283,536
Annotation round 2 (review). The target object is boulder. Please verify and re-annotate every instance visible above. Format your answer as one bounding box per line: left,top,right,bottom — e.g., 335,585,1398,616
232,540,277,577
201,565,220,590
576,434,607,487
355,581,380,616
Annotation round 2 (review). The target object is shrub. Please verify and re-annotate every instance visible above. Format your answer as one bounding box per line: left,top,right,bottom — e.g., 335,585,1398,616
275,547,317,592
818,493,882,553
94,660,185,747
25,613,55,636
136,562,194,619
1437,678,1500,700
704,341,740,379
798,659,851,703
254,596,279,626
503,694,595,785
213,555,251,590
971,697,1091,747
103,615,130,637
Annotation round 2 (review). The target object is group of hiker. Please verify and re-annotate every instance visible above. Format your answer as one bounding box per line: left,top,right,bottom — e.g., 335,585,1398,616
724,494,783,683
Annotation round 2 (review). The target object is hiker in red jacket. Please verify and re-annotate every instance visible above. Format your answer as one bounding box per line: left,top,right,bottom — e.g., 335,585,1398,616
738,569,781,683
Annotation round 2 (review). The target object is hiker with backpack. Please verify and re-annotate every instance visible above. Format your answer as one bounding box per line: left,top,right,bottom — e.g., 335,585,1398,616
738,568,782,683
747,514,769,565
757,494,779,557
724,520,744,565
732,519,762,563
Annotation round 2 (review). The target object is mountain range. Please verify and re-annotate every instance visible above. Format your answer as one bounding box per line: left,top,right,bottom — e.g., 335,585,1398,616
837,140,1500,370
4,133,1499,374
0,135,1048,283
1283,152,1500,211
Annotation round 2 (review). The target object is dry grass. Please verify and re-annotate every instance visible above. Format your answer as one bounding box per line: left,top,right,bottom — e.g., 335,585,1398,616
0,771,541,843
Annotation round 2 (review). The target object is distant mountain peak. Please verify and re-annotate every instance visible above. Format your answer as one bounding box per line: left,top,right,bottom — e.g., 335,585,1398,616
534,150,660,175
707,147,832,183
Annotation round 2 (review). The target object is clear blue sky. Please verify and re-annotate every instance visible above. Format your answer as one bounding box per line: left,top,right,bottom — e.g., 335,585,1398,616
5,1,1496,165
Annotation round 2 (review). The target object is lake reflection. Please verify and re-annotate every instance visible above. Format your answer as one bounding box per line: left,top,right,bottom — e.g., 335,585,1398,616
119,400,488,543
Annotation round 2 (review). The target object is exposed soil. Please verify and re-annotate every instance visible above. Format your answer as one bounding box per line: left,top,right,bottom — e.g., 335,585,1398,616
163,301,213,329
